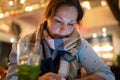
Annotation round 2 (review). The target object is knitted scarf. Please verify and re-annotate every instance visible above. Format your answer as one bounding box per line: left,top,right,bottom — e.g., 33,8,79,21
35,21,81,79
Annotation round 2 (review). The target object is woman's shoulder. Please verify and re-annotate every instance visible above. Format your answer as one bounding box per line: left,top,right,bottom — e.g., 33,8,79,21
18,32,36,43
75,38,93,57
79,38,90,49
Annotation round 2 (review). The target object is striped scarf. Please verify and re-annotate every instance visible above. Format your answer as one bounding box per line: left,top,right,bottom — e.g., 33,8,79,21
35,21,81,79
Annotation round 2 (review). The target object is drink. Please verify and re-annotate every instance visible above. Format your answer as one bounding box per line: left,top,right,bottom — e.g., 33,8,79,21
18,65,39,80
17,42,41,80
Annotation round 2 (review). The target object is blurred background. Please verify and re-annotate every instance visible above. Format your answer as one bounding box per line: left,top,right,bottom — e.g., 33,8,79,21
0,0,120,79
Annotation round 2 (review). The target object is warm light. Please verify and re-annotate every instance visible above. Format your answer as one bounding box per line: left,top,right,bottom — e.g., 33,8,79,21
92,33,97,38
4,12,9,17
102,53,113,59
20,0,25,4
101,45,113,51
0,13,4,18
102,32,107,37
93,45,100,52
10,10,15,15
102,27,107,33
10,38,15,43
9,1,14,6
0,23,10,32
81,1,91,10
101,1,106,6
25,6,33,12
31,4,40,10
93,45,113,52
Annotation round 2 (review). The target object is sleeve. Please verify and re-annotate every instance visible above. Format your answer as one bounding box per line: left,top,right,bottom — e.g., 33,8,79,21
4,42,18,80
75,39,115,80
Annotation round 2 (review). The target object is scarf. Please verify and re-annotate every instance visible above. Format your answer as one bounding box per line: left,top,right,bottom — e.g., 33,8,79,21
35,21,81,79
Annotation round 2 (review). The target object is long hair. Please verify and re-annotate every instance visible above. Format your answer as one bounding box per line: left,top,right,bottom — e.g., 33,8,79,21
44,0,84,23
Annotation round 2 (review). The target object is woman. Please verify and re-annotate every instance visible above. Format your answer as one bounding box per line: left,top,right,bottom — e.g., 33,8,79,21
5,0,115,80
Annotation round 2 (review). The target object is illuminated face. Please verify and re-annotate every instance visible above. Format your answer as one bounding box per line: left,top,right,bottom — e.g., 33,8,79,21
47,5,78,39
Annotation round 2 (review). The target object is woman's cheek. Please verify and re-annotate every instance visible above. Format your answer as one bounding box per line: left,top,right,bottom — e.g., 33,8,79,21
53,26,60,33
67,27,74,33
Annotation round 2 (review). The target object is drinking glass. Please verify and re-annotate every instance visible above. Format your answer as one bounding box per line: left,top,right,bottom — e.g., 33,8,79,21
17,42,40,80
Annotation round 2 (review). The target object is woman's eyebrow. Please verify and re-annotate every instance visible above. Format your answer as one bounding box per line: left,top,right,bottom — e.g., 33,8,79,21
54,16,62,20
69,20,76,23
54,16,76,22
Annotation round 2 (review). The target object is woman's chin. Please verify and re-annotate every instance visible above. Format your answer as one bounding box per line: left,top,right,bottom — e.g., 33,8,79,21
53,34,70,39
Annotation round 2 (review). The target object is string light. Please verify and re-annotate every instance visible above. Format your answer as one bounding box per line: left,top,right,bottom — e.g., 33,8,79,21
9,1,14,6
10,38,15,43
101,0,106,6
103,32,107,37
92,33,97,38
81,1,91,10
0,13,4,18
102,27,107,37
20,0,25,4
25,6,32,12
102,27,107,33
0,0,49,19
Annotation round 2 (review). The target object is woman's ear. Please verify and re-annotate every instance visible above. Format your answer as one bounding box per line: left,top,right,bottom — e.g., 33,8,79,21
75,23,81,33
75,22,80,29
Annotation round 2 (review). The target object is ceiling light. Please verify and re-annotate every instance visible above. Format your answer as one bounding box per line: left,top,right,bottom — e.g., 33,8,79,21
9,1,14,6
92,33,97,38
81,1,91,10
102,27,107,32
93,45,100,52
0,13,4,18
101,45,113,51
101,0,106,6
102,32,107,37
31,4,40,10
25,6,33,12
20,0,25,4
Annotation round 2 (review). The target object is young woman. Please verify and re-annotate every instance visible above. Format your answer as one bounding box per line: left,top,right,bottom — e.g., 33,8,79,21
5,0,115,80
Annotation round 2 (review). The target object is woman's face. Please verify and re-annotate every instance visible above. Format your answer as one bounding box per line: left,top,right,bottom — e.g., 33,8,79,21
47,5,78,39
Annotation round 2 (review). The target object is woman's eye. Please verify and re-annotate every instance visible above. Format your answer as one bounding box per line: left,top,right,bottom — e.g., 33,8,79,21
68,23,74,26
55,19,62,23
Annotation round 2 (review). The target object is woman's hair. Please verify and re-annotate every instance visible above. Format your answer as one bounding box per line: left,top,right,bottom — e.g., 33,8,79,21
44,0,84,23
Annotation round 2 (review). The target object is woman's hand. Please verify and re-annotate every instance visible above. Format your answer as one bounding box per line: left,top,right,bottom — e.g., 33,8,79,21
38,72,66,80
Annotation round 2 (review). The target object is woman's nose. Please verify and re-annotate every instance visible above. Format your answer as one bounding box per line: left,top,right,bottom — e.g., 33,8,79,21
60,23,67,30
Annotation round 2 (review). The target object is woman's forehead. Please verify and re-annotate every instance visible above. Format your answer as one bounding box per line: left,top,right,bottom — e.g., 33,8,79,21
54,6,78,21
